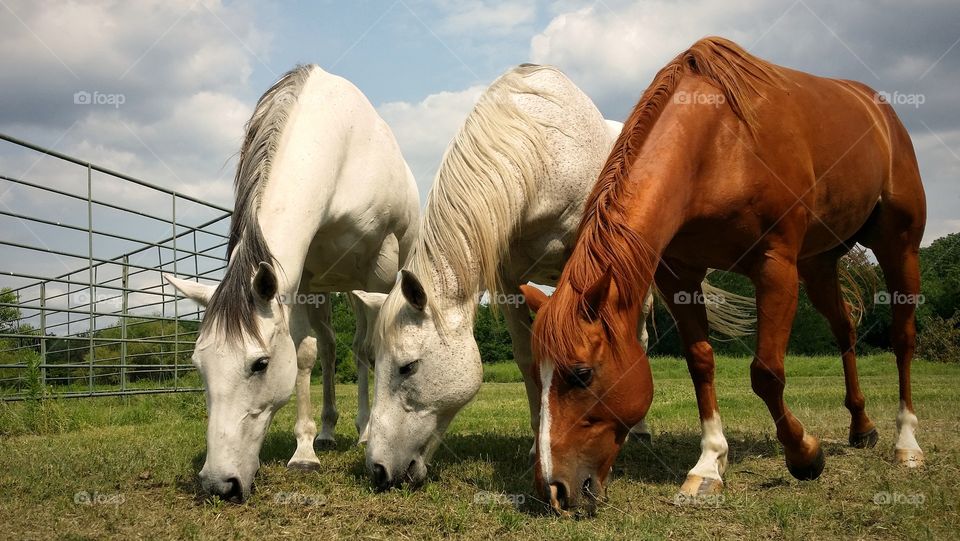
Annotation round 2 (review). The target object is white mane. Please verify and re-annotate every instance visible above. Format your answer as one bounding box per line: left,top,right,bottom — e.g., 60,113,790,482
377,64,560,339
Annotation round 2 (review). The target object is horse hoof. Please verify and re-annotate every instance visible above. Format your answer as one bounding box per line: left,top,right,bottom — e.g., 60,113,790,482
895,448,924,468
786,446,825,481
287,460,321,472
314,436,336,451
630,432,653,446
849,427,879,449
678,475,723,498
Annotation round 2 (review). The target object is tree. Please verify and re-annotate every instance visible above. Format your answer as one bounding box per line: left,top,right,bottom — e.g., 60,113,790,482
1,288,21,334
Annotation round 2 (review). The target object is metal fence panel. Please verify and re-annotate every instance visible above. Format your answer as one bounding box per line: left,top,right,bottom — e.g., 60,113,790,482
0,133,231,400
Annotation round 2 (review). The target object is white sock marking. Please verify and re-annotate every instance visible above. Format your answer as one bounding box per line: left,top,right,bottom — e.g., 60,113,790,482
895,400,921,451
687,415,728,480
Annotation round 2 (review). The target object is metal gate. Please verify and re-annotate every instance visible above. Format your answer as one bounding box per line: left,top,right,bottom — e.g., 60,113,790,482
0,133,232,400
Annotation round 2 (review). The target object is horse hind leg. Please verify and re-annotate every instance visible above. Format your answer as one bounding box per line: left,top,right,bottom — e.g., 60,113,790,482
348,292,374,444
866,230,924,466
798,253,877,448
749,248,825,480
857,149,925,467
312,301,340,449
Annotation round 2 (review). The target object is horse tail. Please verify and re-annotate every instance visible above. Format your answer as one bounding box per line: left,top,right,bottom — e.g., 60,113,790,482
838,246,881,324
701,274,756,339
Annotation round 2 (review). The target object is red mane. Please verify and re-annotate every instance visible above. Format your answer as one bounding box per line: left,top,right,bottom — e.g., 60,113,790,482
533,37,784,370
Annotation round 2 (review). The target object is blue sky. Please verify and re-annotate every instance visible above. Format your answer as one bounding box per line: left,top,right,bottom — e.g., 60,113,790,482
253,0,542,105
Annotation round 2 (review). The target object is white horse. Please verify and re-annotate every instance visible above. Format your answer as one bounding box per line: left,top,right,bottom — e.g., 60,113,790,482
355,64,753,489
164,65,419,502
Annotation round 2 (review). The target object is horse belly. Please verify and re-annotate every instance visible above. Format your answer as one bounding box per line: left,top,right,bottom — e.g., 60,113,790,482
801,139,887,255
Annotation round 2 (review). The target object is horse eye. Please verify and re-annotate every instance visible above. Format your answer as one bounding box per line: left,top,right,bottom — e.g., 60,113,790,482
251,357,270,374
399,360,420,377
568,366,593,388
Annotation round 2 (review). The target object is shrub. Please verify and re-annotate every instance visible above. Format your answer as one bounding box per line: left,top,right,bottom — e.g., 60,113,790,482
336,350,356,384
916,312,960,363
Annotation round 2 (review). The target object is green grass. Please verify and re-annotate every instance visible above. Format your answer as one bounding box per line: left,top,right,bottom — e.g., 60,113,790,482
1,355,959,540
483,361,524,382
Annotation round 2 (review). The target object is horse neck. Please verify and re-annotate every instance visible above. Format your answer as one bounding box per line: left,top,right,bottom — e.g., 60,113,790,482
419,171,532,319
254,163,336,299
420,249,481,328
591,152,695,312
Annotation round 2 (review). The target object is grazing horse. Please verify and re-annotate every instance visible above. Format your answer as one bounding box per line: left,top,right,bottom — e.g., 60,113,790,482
355,64,754,490
164,65,419,502
523,37,926,515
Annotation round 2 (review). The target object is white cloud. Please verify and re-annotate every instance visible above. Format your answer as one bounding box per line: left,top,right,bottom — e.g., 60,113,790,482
529,0,960,244
0,0,266,210
912,129,960,245
432,0,537,36
378,86,484,200
529,1,768,117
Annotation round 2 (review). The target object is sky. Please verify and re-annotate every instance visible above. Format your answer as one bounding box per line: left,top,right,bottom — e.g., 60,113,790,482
1,0,958,257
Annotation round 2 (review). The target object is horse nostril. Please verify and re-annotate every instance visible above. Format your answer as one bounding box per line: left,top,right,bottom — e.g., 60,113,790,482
550,481,570,511
224,477,244,503
582,477,596,501
372,463,391,490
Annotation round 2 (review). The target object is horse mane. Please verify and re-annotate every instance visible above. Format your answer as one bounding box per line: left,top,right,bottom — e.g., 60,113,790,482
535,37,784,370
377,64,559,341
202,64,314,342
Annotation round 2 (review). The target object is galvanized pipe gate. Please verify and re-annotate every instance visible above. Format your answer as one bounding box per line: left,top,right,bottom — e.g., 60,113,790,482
0,133,232,400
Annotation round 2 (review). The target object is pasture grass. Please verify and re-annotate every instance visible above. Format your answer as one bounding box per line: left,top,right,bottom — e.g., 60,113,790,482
0,355,958,540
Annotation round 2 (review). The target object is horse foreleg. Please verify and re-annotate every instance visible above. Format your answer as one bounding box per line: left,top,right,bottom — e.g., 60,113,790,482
502,297,539,463
657,263,728,496
628,289,655,444
288,304,322,470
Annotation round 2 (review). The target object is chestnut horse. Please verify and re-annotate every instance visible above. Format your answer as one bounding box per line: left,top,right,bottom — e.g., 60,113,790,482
522,37,926,515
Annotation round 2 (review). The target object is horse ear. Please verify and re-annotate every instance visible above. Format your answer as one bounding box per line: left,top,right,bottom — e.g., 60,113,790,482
351,291,387,329
351,290,387,313
520,284,549,314
164,274,215,306
581,268,613,321
252,262,279,302
400,270,427,311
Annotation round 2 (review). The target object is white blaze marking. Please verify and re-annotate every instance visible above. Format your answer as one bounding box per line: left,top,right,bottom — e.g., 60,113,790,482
538,361,554,483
